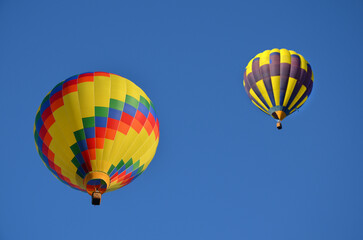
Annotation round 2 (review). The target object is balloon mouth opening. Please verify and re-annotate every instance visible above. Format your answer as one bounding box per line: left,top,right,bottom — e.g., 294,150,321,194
84,171,110,196
272,111,286,121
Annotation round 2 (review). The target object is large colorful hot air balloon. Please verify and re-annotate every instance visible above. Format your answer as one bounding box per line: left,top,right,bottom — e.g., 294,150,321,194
34,72,159,205
243,49,313,129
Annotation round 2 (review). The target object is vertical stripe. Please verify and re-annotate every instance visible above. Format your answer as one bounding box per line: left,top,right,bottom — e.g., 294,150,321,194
288,85,307,110
259,50,270,66
295,96,308,109
77,74,95,170
280,49,291,64
249,58,272,109
252,100,268,114
256,80,273,108
94,75,111,170
252,58,263,82
279,63,291,105
271,76,280,106
246,72,270,109
283,77,297,107
249,88,268,111
104,74,128,172
298,54,308,72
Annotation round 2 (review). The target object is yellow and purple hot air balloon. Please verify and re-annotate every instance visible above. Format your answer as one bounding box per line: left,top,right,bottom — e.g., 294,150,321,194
243,49,314,129
34,72,159,205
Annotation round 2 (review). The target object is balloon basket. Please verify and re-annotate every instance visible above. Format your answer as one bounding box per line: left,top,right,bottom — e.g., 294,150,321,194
276,122,282,130
92,191,102,205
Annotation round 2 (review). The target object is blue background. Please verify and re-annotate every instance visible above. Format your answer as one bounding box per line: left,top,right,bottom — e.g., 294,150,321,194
1,0,362,239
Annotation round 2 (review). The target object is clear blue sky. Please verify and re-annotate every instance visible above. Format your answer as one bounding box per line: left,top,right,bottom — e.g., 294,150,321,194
1,0,362,239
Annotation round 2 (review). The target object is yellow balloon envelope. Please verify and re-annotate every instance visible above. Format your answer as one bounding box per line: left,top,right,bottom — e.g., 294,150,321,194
34,72,159,205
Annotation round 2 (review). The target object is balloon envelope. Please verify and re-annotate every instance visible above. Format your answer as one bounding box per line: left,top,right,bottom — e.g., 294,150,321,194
34,72,159,202
243,49,313,124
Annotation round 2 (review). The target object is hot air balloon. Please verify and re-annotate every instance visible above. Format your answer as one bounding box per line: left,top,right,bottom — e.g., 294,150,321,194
34,72,159,205
243,49,313,129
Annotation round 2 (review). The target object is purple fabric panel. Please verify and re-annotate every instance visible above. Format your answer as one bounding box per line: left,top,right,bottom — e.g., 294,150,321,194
305,79,313,97
246,70,270,110
252,58,275,107
249,58,271,109
269,53,280,76
299,67,308,84
252,58,263,81
289,90,308,110
289,70,313,110
243,70,269,112
289,55,301,79
297,65,312,102
243,71,252,98
286,55,304,107
246,70,257,89
279,63,291,105
260,64,275,106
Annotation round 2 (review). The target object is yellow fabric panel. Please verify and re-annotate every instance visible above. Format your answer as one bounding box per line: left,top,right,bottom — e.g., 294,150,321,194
102,129,139,172
94,76,111,107
311,71,314,82
280,49,291,64
288,50,297,55
125,80,142,100
140,89,151,103
243,80,245,87
52,103,77,146
270,48,280,54
124,130,156,165
110,74,127,101
45,114,85,189
289,108,296,114
107,138,159,192
246,52,261,76
95,149,103,170
90,158,97,170
256,80,273,108
107,182,122,192
283,77,297,107
47,144,73,173
63,93,83,131
101,138,114,171
259,50,271,66
249,88,268,111
139,139,158,170
115,129,142,166
252,100,268,114
297,54,308,71
47,125,74,169
271,76,281,106
288,85,307,110
107,129,129,167
59,91,90,184
77,82,94,117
